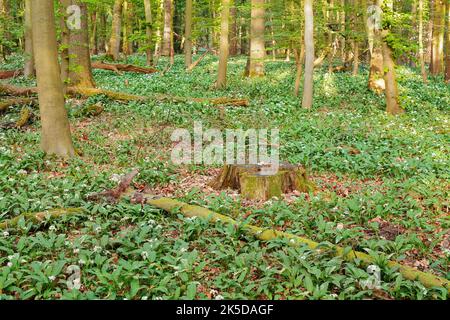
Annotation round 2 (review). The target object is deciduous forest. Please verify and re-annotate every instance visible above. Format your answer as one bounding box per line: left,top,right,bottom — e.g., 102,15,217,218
0,0,449,301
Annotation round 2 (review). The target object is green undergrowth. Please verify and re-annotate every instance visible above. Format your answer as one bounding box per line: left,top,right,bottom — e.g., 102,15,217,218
0,54,449,299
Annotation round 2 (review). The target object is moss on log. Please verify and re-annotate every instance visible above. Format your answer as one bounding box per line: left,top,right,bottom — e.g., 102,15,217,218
0,208,83,230
1,83,248,107
15,107,32,128
144,196,450,290
92,62,158,74
0,97,36,112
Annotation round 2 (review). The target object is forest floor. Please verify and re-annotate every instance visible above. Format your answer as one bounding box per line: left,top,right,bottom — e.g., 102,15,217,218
0,54,449,299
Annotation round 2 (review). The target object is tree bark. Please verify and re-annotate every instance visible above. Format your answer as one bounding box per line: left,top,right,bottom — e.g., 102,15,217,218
162,0,173,57
230,6,238,56
418,0,428,82
294,36,305,97
59,0,70,85
302,0,314,109
248,0,265,77
122,0,133,56
24,0,35,78
107,0,124,61
144,0,153,66
382,1,404,115
68,1,95,88
216,0,231,88
31,0,75,157
184,0,193,67
445,0,450,82
430,0,445,75
368,0,385,93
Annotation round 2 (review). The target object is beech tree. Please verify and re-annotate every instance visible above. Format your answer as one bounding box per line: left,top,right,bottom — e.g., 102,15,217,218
31,0,75,157
24,0,34,78
302,0,314,109
216,0,231,88
107,0,124,61
248,0,265,77
68,0,95,88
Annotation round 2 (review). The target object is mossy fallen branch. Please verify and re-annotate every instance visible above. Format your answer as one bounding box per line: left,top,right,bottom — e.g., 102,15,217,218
0,69,23,79
0,97,36,112
0,208,84,230
92,62,158,74
143,196,450,290
0,83,249,107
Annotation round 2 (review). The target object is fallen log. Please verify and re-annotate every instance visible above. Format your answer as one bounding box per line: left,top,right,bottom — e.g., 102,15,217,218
92,62,158,74
141,195,450,290
0,83,37,96
0,97,36,112
0,69,23,79
0,208,83,230
1,83,249,107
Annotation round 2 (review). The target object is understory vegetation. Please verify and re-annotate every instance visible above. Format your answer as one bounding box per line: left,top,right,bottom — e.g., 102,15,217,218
1,54,449,300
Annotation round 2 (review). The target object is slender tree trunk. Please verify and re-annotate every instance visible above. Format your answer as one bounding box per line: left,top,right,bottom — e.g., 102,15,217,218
418,0,428,82
217,0,231,88
302,0,314,109
445,0,450,82
31,0,75,158
108,0,124,61
122,0,133,56
90,11,98,55
340,0,346,61
382,1,404,115
0,0,11,58
184,0,193,67
230,6,238,56
68,1,95,88
368,0,385,92
248,0,265,77
162,0,173,57
430,0,445,75
351,0,360,75
98,11,107,53
59,0,70,86
24,0,35,78
144,0,153,66
294,37,305,97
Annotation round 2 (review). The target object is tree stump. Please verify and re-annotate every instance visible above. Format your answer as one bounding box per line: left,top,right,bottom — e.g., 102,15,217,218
210,163,315,201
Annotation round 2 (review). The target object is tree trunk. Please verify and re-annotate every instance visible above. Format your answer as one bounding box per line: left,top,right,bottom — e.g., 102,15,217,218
368,0,385,93
90,11,98,55
302,0,314,109
98,11,107,53
31,0,75,158
418,0,428,82
248,0,265,77
230,6,238,56
122,0,133,56
0,0,11,58
184,0,193,67
294,34,305,97
108,0,124,61
68,1,95,88
144,0,153,66
162,0,173,57
445,0,450,82
430,0,445,75
59,0,71,86
24,0,35,78
382,0,404,115
216,0,231,88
